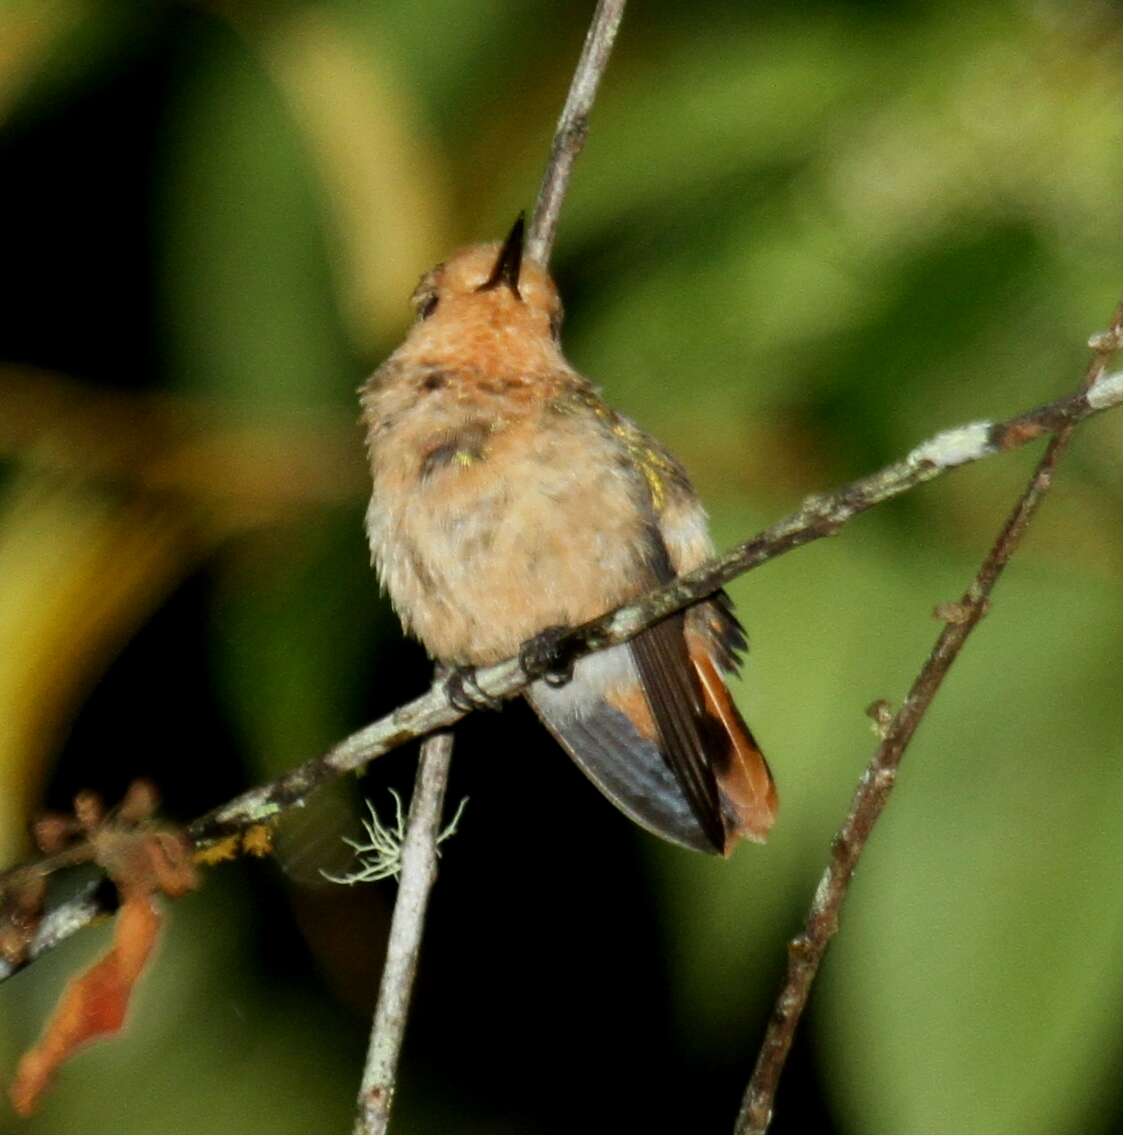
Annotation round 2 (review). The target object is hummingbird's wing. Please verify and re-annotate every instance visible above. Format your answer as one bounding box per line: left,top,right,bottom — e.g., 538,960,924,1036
525,610,775,854
525,642,726,854
637,433,777,848
627,594,776,852
525,399,775,853
629,613,728,852
526,529,774,853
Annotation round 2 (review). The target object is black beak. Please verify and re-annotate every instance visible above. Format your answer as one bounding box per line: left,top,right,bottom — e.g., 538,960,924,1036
478,213,525,299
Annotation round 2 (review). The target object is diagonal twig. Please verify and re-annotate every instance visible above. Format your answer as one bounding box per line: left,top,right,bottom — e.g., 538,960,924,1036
733,306,1122,1135
0,359,1118,985
526,0,628,266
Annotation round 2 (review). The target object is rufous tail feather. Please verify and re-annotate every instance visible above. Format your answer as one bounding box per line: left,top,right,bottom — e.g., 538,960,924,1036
690,642,777,854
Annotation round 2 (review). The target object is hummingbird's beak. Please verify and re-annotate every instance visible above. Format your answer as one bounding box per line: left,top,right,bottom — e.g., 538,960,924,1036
478,213,525,299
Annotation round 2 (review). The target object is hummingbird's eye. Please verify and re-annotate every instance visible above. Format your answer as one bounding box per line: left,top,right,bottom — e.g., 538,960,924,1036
418,293,438,320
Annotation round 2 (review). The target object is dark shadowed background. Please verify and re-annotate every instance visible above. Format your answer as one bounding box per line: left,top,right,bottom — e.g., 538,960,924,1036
0,0,1119,1132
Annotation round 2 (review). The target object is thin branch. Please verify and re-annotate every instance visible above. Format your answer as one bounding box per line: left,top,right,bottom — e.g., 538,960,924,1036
525,0,628,266
0,362,1118,984
353,733,454,1136
349,6,630,1131
734,308,1122,1135
180,371,1119,842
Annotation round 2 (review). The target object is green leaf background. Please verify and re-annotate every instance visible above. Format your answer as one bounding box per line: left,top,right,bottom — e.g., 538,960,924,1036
0,0,1117,1132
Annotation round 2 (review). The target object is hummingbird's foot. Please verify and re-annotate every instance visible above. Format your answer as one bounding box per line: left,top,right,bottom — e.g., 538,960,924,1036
443,666,502,713
519,625,575,688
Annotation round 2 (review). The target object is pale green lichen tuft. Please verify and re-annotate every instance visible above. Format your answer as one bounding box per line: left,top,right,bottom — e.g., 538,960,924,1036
322,792,469,885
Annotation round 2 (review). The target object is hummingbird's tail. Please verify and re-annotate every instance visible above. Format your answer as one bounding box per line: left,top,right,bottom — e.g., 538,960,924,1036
687,640,777,848
526,620,776,855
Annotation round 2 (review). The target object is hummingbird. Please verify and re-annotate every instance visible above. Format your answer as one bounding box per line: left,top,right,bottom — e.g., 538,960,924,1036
359,216,776,854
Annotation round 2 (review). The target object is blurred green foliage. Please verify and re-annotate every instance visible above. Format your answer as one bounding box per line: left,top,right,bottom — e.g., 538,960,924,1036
0,0,1118,1132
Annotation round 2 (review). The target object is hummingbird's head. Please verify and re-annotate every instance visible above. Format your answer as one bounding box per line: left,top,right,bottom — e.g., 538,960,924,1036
408,215,564,348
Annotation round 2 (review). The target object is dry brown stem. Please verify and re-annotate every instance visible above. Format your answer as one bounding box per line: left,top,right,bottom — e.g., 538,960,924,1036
526,0,628,265
353,734,454,1135
733,305,1122,1135
352,4,631,1129
0,360,1118,986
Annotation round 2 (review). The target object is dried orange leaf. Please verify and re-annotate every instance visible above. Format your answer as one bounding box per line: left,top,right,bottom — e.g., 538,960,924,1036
6,783,199,1114
9,896,161,1116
